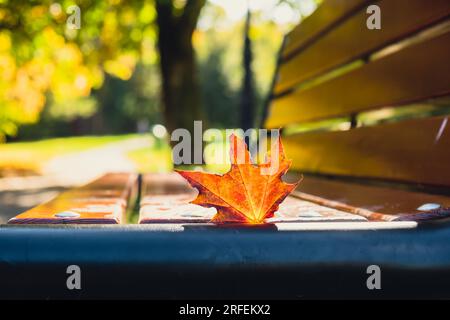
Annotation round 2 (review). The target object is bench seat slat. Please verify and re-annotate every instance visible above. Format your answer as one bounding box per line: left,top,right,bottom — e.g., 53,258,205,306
267,30,450,127
138,173,367,224
293,175,450,221
276,0,450,94
8,173,138,225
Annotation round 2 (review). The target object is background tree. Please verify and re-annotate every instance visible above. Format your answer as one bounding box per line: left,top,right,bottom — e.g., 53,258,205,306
0,0,159,139
0,0,317,141
240,10,256,130
156,0,206,136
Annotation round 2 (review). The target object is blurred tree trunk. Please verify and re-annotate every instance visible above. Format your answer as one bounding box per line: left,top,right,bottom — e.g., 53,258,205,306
156,0,206,137
240,10,256,130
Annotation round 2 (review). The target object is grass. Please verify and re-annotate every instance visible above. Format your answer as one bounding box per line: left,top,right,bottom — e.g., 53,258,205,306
127,139,234,175
127,139,173,173
0,132,235,178
0,134,138,176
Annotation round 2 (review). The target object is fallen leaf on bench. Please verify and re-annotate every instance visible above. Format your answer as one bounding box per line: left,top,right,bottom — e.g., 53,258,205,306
176,134,300,223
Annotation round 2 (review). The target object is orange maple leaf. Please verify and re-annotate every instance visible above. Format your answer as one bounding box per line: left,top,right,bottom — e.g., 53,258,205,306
176,134,300,224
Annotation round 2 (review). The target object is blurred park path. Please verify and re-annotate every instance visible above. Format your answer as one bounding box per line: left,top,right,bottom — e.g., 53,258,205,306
0,136,152,223
43,136,151,185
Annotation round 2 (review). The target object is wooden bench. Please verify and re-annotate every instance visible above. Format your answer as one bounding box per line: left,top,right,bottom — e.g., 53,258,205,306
2,0,450,299
8,173,138,224
263,0,450,222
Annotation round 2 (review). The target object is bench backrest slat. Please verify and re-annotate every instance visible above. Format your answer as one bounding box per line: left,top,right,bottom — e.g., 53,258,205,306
276,0,450,95
283,115,450,186
268,30,450,127
282,0,370,60
264,0,450,187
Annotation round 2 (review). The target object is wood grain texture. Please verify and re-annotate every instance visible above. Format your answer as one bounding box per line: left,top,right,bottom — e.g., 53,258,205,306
282,0,369,59
139,173,209,223
275,0,450,94
291,175,450,221
267,31,450,128
283,116,450,186
8,173,138,224
139,173,365,224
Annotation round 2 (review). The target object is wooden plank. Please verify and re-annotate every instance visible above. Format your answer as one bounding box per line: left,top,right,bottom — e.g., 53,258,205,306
140,194,367,224
265,196,366,223
293,175,450,221
8,173,138,224
282,0,370,59
275,0,450,94
266,31,450,128
139,173,212,223
275,221,416,231
283,116,450,186
139,173,366,224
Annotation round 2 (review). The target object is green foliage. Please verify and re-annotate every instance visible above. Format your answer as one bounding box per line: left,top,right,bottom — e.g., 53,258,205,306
0,0,157,138
199,47,239,128
122,63,161,123
196,5,285,129
0,0,313,141
48,96,98,120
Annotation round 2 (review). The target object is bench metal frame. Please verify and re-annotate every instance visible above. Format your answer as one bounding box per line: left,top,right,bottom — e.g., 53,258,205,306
1,221,450,299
